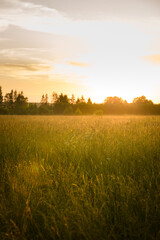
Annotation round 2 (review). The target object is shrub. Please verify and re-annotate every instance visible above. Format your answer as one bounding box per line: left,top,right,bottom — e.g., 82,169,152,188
94,109,103,115
75,107,82,115
63,106,73,115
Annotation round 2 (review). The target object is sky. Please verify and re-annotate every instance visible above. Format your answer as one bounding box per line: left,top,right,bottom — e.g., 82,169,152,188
0,0,160,103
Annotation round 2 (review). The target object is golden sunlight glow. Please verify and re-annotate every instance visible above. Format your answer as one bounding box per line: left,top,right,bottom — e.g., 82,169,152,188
0,0,160,103
144,55,160,65
68,62,90,67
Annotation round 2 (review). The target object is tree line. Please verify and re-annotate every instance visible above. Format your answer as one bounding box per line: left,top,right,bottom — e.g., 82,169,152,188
0,86,160,115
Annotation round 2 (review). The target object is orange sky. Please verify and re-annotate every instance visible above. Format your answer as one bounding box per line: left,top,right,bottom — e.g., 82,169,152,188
0,0,160,103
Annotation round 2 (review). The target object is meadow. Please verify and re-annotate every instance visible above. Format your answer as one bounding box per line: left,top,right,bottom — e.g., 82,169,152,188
0,115,160,240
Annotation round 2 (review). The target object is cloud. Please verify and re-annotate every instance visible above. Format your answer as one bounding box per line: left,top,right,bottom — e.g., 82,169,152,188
68,61,90,67
144,55,160,65
0,24,87,67
0,19,9,32
17,0,160,21
0,1,70,34
0,63,52,72
1,0,160,24
0,25,73,49
0,0,18,9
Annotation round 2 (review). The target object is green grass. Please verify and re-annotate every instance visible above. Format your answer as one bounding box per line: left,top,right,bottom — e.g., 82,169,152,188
0,115,160,240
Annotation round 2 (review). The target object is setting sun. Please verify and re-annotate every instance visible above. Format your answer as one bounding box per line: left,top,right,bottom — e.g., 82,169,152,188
0,0,160,103
1,1,160,239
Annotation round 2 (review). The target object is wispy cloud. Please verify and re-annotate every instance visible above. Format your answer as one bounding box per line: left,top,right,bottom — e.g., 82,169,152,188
68,61,90,67
15,0,160,21
0,63,52,71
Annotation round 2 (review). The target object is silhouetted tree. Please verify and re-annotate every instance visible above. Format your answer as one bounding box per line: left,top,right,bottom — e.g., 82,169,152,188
52,92,58,104
76,97,80,104
14,90,18,102
4,90,14,105
132,95,154,114
57,93,69,104
104,96,124,104
80,95,86,103
133,95,153,104
14,91,28,114
0,86,5,114
87,97,92,104
0,86,160,115
0,86,3,104
28,103,38,115
70,94,75,104
104,96,125,114
39,93,50,114
41,94,48,104
15,91,28,104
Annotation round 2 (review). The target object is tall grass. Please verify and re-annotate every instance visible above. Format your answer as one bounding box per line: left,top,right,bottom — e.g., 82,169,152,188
0,115,160,240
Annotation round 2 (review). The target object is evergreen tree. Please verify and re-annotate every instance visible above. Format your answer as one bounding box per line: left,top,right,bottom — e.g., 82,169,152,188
57,93,69,103
76,97,80,104
87,97,92,104
41,94,48,104
41,94,45,104
15,91,28,104
52,92,58,104
45,94,48,104
70,94,75,104
14,90,18,102
4,90,14,105
0,86,3,104
80,95,86,103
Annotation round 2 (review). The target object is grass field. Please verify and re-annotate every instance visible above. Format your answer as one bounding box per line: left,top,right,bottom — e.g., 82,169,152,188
0,115,160,240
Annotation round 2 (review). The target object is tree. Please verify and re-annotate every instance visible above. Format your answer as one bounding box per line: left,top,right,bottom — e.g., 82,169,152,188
70,94,75,104
63,106,73,115
14,90,18,102
13,91,28,114
39,93,51,114
41,94,48,104
76,97,80,104
4,90,14,105
87,97,92,104
0,86,3,104
80,95,86,103
133,95,153,104
41,94,45,104
57,93,69,104
15,91,28,105
104,96,124,104
51,92,58,104
28,103,38,115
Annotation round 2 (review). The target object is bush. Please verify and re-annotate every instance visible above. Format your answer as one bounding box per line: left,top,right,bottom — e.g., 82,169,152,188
94,109,103,115
63,106,73,115
75,107,82,115
0,106,9,114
